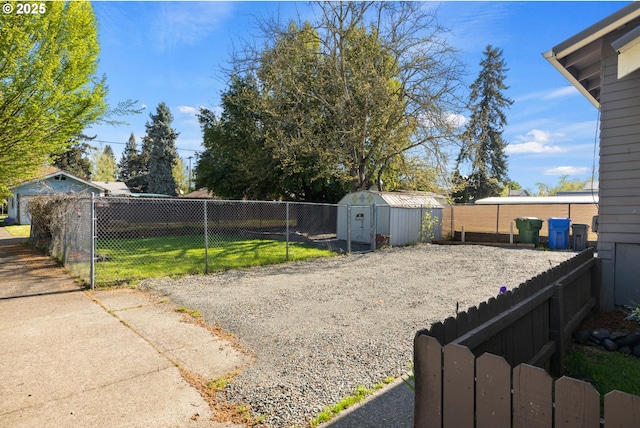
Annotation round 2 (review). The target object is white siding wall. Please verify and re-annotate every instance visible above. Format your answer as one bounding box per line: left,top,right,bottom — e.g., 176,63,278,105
599,23,640,307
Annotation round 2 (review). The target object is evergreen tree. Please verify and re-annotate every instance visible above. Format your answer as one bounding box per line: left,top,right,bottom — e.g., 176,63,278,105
118,133,140,181
455,45,513,201
139,135,153,174
92,145,117,182
52,134,95,179
146,102,178,196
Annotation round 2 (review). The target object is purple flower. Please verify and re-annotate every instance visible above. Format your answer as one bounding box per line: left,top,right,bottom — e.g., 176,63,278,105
499,286,507,295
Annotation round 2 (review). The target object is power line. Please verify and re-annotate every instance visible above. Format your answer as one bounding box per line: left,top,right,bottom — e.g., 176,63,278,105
92,139,201,154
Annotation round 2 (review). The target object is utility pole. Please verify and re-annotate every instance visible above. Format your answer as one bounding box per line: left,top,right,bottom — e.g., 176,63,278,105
187,156,193,191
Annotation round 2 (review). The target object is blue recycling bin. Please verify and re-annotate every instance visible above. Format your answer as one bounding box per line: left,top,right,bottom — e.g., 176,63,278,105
548,217,571,249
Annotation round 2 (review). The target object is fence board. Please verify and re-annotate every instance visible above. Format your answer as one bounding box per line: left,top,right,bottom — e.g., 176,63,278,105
443,344,474,428
555,376,600,428
476,353,511,428
413,334,442,428
456,311,469,337
604,390,640,427
443,317,457,344
513,364,552,427
413,337,640,428
442,203,598,241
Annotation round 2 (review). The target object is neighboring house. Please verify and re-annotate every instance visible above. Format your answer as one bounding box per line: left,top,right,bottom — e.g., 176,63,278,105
8,171,104,224
182,188,217,199
508,189,530,197
556,180,599,197
545,2,640,308
91,181,132,197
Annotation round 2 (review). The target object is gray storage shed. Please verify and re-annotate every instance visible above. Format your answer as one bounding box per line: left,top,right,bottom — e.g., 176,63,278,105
337,190,443,246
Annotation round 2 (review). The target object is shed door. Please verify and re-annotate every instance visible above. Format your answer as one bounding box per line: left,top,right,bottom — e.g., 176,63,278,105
351,205,372,244
615,243,640,305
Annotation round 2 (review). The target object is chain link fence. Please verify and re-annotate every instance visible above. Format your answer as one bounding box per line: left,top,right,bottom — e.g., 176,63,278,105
28,196,387,288
28,194,93,281
94,197,347,286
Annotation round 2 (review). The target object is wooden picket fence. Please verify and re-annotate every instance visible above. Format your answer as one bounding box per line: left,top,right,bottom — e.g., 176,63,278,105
413,336,640,428
411,247,640,427
420,248,597,373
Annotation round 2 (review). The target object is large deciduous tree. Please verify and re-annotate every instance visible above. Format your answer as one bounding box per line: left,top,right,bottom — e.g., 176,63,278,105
0,2,107,195
455,45,513,201
146,102,178,196
197,1,463,202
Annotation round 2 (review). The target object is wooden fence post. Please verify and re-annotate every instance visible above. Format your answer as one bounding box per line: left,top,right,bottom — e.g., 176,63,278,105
550,278,564,376
414,334,442,428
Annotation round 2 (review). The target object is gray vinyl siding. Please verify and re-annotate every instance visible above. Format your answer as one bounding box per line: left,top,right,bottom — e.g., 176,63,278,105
598,20,640,307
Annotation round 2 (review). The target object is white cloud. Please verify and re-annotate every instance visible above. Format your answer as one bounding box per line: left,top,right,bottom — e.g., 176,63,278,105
543,86,579,100
506,129,566,154
151,2,234,51
178,105,198,116
515,86,579,103
446,113,467,128
544,166,590,176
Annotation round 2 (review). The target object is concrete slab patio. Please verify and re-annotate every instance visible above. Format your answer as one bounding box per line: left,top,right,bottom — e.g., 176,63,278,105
0,228,247,428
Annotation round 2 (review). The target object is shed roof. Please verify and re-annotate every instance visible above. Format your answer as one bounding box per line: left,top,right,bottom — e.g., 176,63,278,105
475,195,599,205
350,190,443,208
543,3,640,108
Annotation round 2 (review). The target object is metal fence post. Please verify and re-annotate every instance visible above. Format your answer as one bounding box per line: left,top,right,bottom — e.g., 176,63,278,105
347,204,352,254
90,193,96,290
204,200,209,274
285,202,290,261
371,203,377,251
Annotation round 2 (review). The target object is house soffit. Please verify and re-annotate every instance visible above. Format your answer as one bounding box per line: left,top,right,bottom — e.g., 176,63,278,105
543,2,640,109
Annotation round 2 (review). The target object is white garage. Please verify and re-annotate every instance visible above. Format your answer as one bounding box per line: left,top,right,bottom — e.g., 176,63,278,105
337,190,443,247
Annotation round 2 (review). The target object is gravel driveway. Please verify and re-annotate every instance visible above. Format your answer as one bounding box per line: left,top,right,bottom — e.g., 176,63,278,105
142,244,576,427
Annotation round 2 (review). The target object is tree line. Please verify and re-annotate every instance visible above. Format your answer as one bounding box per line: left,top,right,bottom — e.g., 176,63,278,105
2,1,579,204
194,2,513,203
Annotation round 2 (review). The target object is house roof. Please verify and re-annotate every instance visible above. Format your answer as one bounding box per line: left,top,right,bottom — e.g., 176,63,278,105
475,195,599,205
543,3,640,108
508,189,530,197
91,181,131,196
11,170,104,192
182,188,216,199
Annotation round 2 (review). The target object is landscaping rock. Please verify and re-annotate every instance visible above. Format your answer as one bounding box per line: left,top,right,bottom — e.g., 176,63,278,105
590,328,610,343
574,329,591,344
615,332,640,348
603,338,618,351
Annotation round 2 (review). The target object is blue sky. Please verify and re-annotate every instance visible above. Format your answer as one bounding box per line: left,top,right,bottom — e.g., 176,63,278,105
86,1,631,193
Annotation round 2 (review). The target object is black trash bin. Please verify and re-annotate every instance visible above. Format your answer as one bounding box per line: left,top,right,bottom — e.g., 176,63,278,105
571,223,590,251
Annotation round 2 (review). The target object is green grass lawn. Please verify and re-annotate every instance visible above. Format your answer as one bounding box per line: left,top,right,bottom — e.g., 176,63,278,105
0,215,31,237
95,234,335,285
564,344,640,412
4,224,31,237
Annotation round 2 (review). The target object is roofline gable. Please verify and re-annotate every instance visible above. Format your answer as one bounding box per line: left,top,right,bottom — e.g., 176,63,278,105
11,170,105,192
543,2,640,109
